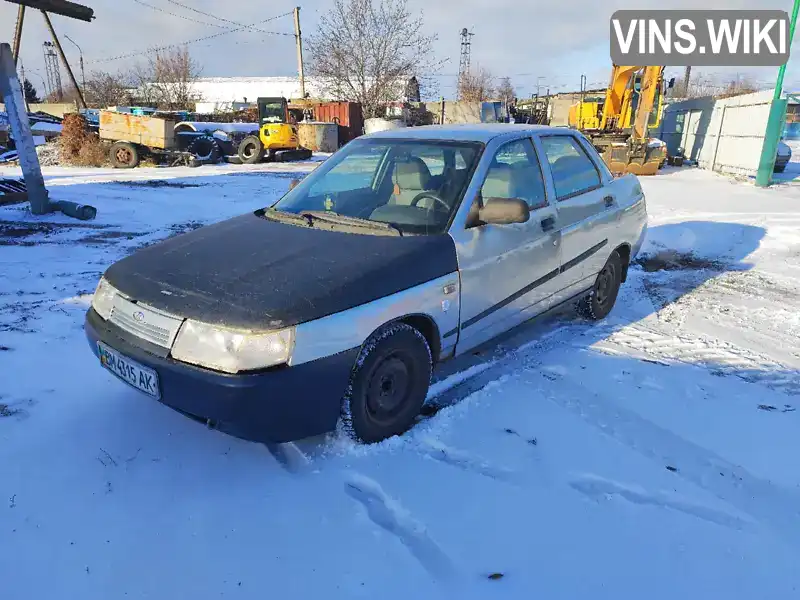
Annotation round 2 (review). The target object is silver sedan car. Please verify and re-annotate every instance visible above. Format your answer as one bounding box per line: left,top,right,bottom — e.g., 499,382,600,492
85,124,647,444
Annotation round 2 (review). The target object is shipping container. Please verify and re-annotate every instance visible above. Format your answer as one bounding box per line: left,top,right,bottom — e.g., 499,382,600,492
314,102,364,146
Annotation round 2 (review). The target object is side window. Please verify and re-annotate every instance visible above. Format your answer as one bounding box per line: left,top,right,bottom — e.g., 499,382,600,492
479,139,547,209
540,136,602,200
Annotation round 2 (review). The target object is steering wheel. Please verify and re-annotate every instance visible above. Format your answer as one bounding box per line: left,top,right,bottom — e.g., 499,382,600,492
410,192,450,212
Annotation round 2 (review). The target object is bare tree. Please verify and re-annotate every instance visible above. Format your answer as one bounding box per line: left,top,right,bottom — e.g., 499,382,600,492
497,77,515,105
307,0,438,118
671,73,717,98
129,62,160,107
716,75,760,98
672,72,762,100
84,70,132,108
459,67,495,102
129,47,203,110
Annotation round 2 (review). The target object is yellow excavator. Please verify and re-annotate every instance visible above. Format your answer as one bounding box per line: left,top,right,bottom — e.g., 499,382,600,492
237,97,313,164
569,65,673,176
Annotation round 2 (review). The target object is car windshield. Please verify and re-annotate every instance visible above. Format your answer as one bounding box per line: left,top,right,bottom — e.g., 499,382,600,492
268,138,483,235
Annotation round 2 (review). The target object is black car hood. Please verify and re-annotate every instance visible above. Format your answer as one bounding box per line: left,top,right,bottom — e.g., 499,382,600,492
104,213,458,329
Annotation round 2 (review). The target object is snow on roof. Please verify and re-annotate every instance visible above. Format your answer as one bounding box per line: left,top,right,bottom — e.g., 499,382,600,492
189,76,328,103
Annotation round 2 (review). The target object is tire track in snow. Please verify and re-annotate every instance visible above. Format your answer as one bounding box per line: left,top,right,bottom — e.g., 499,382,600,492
570,474,750,530
417,438,518,484
639,268,800,359
599,324,800,396
264,442,311,474
520,366,800,548
344,472,456,580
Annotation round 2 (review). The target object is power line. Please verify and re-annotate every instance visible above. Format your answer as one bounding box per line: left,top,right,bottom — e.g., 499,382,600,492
162,0,293,37
131,0,227,28
89,11,294,64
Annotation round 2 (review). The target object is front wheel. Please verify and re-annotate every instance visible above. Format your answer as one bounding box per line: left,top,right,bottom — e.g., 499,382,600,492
578,250,623,320
342,323,432,444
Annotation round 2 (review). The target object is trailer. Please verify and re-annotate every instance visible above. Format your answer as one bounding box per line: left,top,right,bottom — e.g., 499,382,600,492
99,110,195,168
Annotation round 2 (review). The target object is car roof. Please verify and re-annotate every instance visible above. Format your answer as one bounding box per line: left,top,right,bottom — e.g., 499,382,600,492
361,123,571,143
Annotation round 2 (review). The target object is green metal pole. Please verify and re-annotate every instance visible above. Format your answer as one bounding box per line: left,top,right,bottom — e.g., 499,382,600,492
755,0,800,187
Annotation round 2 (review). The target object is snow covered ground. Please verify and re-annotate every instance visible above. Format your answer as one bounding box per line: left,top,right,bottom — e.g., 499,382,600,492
1,160,799,599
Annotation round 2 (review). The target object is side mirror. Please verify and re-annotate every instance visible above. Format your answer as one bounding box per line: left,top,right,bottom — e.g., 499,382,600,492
288,178,301,191
478,198,530,225
668,77,676,89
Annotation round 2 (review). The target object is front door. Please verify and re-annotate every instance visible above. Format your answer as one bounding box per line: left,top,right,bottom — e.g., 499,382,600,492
449,138,562,355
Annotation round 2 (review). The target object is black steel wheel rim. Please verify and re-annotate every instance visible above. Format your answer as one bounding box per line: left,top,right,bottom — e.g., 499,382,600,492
596,263,616,306
365,352,413,423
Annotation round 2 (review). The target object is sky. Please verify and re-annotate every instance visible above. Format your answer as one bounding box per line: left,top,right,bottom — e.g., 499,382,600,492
2,0,799,100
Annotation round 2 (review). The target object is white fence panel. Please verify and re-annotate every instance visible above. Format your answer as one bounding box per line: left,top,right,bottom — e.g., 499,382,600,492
658,90,776,177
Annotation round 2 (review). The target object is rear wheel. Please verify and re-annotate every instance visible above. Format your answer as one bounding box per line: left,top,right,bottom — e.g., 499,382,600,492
342,323,432,444
578,250,623,320
109,141,140,169
237,135,263,164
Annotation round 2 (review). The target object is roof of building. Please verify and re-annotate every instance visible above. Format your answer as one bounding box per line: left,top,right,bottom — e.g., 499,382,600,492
362,123,567,142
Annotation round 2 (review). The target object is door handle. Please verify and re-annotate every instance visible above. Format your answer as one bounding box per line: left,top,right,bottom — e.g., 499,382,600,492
604,195,615,208
540,216,555,231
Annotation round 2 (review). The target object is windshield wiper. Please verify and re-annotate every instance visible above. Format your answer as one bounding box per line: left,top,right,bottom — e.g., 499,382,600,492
262,208,314,227
300,211,403,236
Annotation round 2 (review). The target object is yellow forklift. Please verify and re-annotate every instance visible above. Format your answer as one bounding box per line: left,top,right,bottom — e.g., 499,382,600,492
237,97,313,164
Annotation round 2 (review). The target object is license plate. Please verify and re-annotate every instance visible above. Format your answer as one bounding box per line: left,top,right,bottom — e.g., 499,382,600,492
98,342,160,399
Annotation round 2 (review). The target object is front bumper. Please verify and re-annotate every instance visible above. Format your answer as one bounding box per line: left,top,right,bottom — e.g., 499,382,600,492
85,308,358,443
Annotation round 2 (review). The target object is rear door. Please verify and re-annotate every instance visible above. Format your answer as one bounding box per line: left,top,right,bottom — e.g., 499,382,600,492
536,133,613,289
449,137,561,355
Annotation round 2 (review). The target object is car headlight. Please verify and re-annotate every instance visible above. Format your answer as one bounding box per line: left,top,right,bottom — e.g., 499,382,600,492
91,277,119,320
171,320,294,373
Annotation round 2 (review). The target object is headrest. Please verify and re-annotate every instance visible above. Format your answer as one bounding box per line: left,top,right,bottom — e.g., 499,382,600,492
394,158,431,189
481,164,513,199
551,155,588,175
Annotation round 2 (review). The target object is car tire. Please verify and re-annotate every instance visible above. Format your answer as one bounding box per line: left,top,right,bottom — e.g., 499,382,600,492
578,250,623,320
341,323,432,444
237,135,264,164
109,141,140,169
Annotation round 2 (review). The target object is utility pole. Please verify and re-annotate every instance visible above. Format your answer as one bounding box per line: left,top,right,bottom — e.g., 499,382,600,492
12,4,26,65
40,10,86,108
682,65,691,97
63,33,85,99
0,1,97,221
0,43,48,214
293,6,305,100
755,0,799,187
457,28,474,100
19,60,31,111
535,76,545,99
